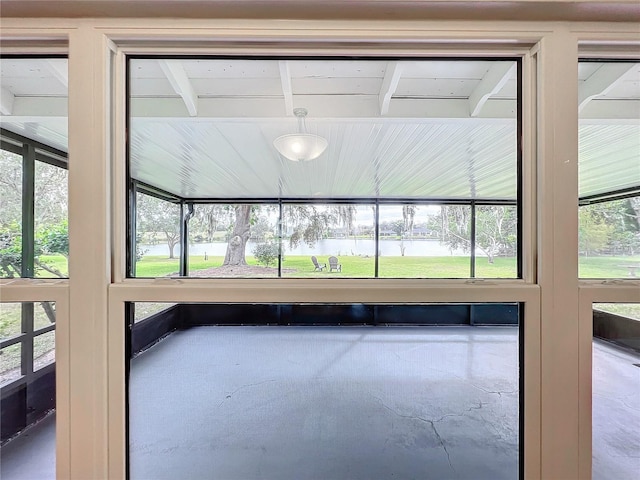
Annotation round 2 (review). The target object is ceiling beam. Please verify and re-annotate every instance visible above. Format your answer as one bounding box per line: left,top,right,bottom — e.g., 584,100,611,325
46,59,68,88
278,60,294,116
159,60,198,117
379,61,403,116
4,94,638,122
128,96,518,120
469,62,515,117
0,87,15,116
578,63,637,112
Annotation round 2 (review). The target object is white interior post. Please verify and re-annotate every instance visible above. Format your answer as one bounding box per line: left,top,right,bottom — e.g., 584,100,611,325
67,24,111,479
537,27,581,479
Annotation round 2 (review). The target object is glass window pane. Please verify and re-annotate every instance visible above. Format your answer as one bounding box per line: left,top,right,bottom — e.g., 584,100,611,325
33,330,55,371
592,303,640,480
0,343,22,386
475,205,518,278
35,161,69,278
379,204,471,278
187,204,279,278
128,58,521,279
0,56,63,478
134,302,177,323
282,204,375,278
129,59,518,200
135,192,181,277
34,301,56,331
128,303,520,479
578,61,640,279
0,148,23,279
578,199,640,278
0,302,23,339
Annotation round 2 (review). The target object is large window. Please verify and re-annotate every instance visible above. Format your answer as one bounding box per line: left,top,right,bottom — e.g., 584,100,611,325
578,60,640,279
127,303,521,480
1,301,56,441
0,56,68,475
127,58,521,279
134,190,181,277
0,132,68,279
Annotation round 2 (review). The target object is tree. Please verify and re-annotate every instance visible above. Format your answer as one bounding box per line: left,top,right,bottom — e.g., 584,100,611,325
475,206,517,262
252,242,280,267
223,204,252,265
136,193,181,259
388,219,405,237
402,205,416,237
579,208,612,256
192,204,229,242
0,153,67,323
578,199,639,256
40,220,69,258
0,225,23,278
436,205,517,263
221,204,356,267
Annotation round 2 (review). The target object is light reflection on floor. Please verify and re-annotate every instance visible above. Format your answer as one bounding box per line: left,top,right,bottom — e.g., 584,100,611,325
129,326,519,480
1,328,638,480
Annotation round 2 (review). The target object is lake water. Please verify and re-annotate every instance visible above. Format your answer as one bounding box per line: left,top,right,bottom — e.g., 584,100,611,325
141,238,467,257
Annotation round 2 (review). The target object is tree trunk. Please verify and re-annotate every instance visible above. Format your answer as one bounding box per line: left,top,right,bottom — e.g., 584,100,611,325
40,301,56,323
166,234,178,259
223,205,252,266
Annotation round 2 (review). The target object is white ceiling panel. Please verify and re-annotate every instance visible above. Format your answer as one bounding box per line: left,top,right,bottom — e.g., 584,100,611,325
129,118,518,200
181,59,281,79
292,77,382,95
1,77,67,96
0,120,67,152
493,78,518,99
287,60,386,79
129,78,179,97
578,123,640,197
401,61,490,79
394,78,478,98
130,60,166,79
2,57,638,203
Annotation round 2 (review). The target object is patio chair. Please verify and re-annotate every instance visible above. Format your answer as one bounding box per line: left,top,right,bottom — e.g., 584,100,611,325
311,256,326,271
328,256,342,272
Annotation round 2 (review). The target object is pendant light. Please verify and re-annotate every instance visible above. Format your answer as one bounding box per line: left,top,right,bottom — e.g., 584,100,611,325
273,108,328,161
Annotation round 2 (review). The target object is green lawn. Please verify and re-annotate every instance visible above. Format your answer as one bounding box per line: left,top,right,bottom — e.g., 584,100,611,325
19,252,640,280
578,256,640,279
2,253,639,378
1,302,56,384
38,255,69,278
130,253,640,279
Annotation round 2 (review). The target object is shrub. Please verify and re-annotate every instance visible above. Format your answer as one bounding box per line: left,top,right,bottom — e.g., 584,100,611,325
252,242,280,267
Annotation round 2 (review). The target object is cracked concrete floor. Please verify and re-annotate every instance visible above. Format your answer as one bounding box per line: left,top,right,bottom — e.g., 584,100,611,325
3,326,638,480
129,326,520,480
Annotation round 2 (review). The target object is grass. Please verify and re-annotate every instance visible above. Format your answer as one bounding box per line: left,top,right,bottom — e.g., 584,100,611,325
1,302,56,385
37,255,69,278
131,253,639,279
595,303,640,321
26,252,640,280
578,256,640,279
2,252,639,378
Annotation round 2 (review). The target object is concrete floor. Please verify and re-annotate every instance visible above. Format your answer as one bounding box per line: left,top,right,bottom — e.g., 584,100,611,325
0,412,55,480
129,326,520,480
1,327,638,480
592,339,640,480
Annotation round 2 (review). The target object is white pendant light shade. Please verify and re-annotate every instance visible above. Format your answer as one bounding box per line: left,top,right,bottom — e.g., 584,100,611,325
274,108,328,161
273,133,328,162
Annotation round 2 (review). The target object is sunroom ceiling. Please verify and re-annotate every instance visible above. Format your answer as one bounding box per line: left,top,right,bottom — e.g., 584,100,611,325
1,58,638,200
